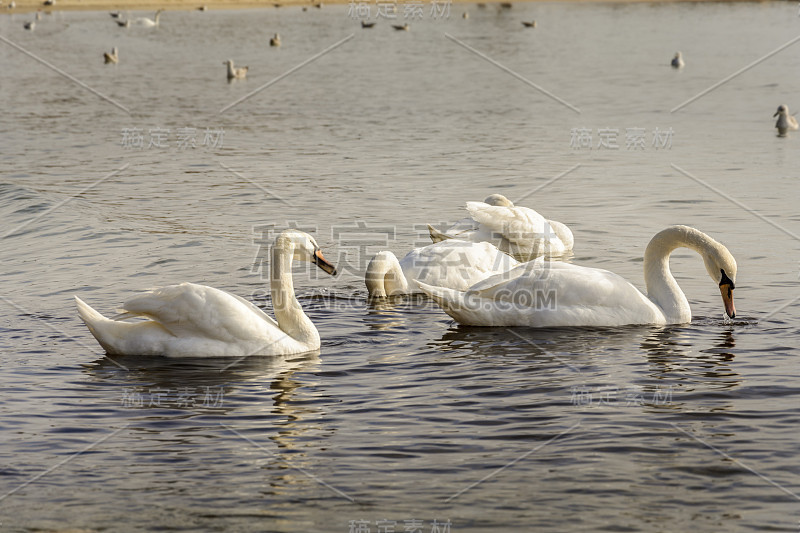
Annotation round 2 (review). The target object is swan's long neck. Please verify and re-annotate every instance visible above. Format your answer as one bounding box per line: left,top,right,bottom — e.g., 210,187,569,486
365,251,408,297
643,226,716,322
154,11,161,23
271,240,319,346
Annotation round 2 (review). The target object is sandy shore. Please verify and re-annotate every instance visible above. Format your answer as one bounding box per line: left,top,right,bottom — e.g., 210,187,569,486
2,0,769,13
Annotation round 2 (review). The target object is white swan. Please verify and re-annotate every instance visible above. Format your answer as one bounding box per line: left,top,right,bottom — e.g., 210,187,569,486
671,52,684,69
428,194,573,261
774,104,798,136
75,230,337,357
418,226,737,327
224,59,248,80
134,9,163,27
366,240,519,298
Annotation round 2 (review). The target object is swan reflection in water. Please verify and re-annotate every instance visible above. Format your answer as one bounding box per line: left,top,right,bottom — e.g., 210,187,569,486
640,325,741,400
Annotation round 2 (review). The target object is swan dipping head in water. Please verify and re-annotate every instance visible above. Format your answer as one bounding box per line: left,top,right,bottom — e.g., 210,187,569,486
75,230,337,357
419,226,736,327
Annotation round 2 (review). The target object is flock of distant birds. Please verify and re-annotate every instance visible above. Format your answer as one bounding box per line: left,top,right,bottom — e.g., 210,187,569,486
11,1,798,136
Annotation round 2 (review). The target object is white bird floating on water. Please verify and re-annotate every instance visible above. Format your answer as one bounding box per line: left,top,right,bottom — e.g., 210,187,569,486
427,194,573,261
75,230,337,357
23,20,34,29
773,104,798,136
366,240,519,298
418,226,737,328
104,47,118,64
270,33,281,47
671,51,684,69
224,59,248,79
134,9,163,27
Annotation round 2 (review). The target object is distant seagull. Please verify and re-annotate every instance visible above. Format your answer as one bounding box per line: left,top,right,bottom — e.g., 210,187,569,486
270,33,281,47
104,47,118,64
23,20,34,29
462,11,468,19
109,10,120,17
224,59,248,80
774,104,799,136
197,5,207,10
671,51,684,69
134,9,163,27
116,19,130,27
361,20,376,28
8,1,16,8
314,2,322,7
521,20,536,27
43,0,54,6
392,23,409,31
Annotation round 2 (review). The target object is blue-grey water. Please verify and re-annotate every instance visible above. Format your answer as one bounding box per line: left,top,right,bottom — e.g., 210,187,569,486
1,1,800,531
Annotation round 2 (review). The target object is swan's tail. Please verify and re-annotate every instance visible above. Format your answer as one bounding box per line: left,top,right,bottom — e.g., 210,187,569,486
75,296,152,355
417,281,484,325
427,224,453,244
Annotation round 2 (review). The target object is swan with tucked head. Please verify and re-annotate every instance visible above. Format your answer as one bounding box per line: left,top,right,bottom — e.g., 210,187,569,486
773,104,798,136
418,226,736,327
427,194,573,261
366,240,519,298
75,230,337,357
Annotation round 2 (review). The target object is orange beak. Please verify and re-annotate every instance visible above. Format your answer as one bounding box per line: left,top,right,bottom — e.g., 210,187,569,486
312,249,337,276
719,284,735,319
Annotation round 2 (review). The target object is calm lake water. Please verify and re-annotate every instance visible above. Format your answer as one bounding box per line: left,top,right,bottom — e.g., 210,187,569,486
2,1,800,531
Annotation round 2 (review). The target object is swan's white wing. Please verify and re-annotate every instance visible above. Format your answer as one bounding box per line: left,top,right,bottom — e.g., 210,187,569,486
120,282,280,342
465,202,550,244
420,261,664,327
400,240,519,292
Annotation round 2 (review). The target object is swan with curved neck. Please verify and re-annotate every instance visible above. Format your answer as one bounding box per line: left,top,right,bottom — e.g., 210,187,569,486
75,230,337,357
366,240,519,298
418,226,737,327
135,9,163,26
427,194,574,261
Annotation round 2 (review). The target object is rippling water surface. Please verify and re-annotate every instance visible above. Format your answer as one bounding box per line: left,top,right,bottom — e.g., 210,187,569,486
1,2,800,531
